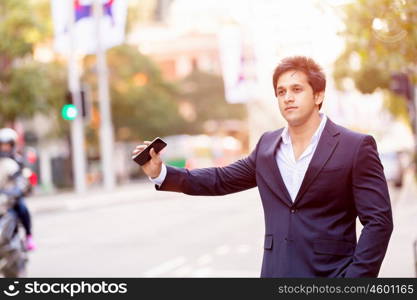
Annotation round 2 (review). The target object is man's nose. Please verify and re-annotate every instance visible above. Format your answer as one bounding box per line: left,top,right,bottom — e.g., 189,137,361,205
284,91,294,103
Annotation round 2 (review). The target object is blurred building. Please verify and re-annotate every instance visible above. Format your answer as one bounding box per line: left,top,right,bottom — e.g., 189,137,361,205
129,28,221,80
128,0,222,80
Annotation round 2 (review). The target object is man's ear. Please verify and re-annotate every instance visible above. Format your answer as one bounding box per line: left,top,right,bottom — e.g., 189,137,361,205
314,91,324,106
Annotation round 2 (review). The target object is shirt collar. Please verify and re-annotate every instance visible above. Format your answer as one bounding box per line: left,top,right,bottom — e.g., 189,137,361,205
281,113,327,145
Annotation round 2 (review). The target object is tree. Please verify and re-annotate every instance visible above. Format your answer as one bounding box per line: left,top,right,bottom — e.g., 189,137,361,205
333,0,417,125
333,0,417,171
179,68,247,134
0,0,55,126
82,44,188,143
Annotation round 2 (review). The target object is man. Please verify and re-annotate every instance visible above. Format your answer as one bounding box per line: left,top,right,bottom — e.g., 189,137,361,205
132,56,393,277
0,128,36,251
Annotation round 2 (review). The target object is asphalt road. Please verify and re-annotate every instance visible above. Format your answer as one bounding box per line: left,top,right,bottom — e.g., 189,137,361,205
26,173,417,277
27,185,265,277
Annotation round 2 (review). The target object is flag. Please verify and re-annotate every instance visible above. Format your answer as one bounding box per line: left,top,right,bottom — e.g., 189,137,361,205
51,0,127,55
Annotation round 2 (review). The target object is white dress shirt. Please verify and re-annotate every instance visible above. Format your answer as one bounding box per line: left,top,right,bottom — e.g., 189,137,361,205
151,114,328,200
277,114,327,201
150,162,167,186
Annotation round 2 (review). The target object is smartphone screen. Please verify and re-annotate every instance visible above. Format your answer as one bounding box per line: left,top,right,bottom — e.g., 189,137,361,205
132,137,167,166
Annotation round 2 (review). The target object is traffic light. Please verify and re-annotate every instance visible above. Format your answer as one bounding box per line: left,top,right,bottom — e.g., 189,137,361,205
80,88,91,120
61,104,78,120
62,91,78,120
62,89,90,121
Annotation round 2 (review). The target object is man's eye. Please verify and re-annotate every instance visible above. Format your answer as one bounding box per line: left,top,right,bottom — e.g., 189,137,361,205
278,90,285,96
293,87,302,92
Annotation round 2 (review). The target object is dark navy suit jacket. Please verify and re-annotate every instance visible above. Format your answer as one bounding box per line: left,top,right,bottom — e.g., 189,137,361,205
156,118,393,277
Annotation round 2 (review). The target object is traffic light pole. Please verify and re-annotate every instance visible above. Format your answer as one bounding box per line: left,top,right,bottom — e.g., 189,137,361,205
94,0,116,191
68,1,87,194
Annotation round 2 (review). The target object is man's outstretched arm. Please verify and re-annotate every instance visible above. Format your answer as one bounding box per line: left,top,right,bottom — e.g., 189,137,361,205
133,135,263,196
156,154,257,196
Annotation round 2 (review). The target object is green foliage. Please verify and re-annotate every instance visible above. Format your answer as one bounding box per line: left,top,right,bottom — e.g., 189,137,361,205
333,0,417,122
383,91,412,129
83,46,247,143
83,45,188,141
0,62,49,124
353,66,390,94
41,61,70,139
179,69,247,134
0,0,46,60
0,0,59,126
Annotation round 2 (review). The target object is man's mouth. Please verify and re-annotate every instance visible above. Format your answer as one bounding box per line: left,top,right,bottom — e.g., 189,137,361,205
285,106,297,111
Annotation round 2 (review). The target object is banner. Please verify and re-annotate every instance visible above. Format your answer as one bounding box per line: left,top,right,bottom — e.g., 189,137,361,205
51,0,127,55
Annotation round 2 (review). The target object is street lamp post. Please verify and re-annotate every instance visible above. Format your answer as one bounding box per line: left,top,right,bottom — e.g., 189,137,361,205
94,0,116,191
67,1,87,194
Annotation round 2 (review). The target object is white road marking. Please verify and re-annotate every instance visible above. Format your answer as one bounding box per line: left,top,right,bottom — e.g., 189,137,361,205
143,256,186,277
236,244,251,254
191,267,213,277
214,245,230,256
172,265,193,277
196,254,213,265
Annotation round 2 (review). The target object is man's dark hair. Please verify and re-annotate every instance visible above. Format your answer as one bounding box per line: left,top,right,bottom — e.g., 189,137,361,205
272,56,326,109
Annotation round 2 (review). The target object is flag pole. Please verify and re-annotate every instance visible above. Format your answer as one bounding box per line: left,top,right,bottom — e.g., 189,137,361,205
68,0,87,193
94,0,116,190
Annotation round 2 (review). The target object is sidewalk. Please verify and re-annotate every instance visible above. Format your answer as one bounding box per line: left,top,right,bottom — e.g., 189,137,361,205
27,180,157,215
379,169,417,277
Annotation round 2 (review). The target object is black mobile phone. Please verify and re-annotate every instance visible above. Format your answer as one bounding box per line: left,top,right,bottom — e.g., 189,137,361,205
132,137,167,166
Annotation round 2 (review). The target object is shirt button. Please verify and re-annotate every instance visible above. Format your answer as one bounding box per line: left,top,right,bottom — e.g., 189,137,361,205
291,209,296,214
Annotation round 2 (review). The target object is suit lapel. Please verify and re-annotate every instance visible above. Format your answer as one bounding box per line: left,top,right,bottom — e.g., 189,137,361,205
294,118,340,205
263,130,293,207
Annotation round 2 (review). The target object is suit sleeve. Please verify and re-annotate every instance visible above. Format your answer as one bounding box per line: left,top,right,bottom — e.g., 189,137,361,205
344,135,393,277
155,134,263,196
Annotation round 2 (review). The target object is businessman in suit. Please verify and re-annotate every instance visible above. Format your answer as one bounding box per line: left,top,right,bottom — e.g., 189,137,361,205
132,56,393,277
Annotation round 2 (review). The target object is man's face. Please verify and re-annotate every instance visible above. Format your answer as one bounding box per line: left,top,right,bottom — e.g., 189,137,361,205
276,70,323,127
0,143,12,153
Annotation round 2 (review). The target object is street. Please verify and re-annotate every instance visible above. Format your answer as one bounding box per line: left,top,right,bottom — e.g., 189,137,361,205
27,183,265,277
26,173,417,277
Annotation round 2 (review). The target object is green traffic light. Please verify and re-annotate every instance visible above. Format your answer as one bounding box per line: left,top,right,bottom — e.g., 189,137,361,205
61,104,78,120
